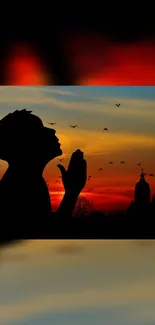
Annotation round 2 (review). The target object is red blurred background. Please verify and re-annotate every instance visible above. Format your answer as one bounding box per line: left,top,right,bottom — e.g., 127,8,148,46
1,14,155,85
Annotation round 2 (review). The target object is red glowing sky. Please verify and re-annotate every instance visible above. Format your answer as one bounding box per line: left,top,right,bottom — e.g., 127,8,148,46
66,35,155,85
5,44,49,85
4,36,155,85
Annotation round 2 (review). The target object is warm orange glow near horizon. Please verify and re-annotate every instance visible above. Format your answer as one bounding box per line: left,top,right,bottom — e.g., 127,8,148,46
1,163,155,213
49,184,155,213
1,155,155,213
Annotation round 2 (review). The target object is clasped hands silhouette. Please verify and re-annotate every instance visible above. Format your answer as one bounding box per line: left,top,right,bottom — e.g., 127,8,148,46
57,149,87,196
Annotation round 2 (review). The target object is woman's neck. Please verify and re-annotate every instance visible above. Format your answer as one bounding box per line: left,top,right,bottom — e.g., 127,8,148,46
8,161,45,177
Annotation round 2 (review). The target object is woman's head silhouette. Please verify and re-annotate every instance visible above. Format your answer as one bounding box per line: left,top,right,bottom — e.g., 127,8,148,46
0,109,62,169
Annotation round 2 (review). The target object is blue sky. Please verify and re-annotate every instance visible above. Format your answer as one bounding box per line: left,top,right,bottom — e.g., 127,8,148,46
44,86,155,100
0,86,155,133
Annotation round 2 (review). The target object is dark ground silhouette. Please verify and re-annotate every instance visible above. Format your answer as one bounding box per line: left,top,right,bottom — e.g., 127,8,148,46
1,206,155,241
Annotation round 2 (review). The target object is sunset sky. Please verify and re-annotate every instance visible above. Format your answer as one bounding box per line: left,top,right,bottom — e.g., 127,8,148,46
0,240,155,325
0,86,155,212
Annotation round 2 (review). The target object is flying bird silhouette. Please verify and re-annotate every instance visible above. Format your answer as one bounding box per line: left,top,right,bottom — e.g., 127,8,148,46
99,168,103,171
120,161,125,164
103,128,108,131
70,125,78,128
58,158,64,162
56,180,60,183
49,123,56,125
109,161,113,164
116,103,121,107
137,163,141,166
149,173,154,176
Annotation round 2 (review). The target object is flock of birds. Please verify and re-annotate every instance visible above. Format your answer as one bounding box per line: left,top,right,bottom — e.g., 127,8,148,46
49,122,78,129
55,157,154,179
48,103,122,131
47,102,154,193
49,123,108,131
52,157,154,195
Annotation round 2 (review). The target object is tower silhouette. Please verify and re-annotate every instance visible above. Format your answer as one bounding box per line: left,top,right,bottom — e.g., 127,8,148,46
127,168,151,225
134,168,150,206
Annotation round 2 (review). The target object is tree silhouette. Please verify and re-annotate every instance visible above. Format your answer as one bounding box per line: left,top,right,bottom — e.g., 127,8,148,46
73,195,94,217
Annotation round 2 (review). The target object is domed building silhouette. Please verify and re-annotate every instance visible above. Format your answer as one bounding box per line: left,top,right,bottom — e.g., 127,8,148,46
127,169,151,218
134,169,150,206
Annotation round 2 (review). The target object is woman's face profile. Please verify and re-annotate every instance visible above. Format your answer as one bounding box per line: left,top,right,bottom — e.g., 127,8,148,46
42,127,62,162
0,110,63,165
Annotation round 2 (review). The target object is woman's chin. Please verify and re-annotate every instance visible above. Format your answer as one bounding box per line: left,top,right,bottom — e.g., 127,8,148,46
59,149,63,156
49,146,62,159
57,147,63,156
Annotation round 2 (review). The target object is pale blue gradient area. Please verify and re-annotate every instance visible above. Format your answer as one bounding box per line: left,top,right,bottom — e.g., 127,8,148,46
44,86,155,100
0,241,155,325
0,86,155,136
79,86,155,100
10,306,155,325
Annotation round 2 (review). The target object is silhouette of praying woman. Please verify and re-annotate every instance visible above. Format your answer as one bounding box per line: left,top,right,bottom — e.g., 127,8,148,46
0,110,87,237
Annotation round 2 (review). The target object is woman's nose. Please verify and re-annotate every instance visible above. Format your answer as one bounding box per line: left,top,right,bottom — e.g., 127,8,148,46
51,129,56,135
